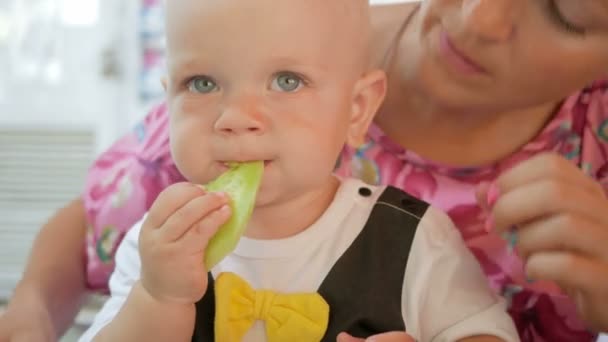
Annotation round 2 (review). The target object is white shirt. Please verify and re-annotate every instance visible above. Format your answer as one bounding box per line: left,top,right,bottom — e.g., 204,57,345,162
80,178,518,342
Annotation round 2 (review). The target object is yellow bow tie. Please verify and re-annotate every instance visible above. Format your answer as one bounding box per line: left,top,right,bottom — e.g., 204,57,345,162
214,272,329,342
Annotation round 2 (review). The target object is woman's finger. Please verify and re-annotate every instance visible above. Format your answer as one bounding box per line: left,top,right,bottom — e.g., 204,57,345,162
367,332,416,341
525,251,608,330
497,153,605,198
337,332,364,342
516,214,608,262
491,179,607,233
337,332,415,342
526,252,608,295
475,181,492,212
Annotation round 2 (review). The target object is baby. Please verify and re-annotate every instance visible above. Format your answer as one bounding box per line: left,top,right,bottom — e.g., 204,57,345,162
81,0,519,341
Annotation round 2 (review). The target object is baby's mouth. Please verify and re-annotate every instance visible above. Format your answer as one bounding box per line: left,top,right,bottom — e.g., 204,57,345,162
220,160,272,168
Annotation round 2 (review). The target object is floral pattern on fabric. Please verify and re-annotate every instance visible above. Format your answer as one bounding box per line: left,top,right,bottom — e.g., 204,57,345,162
83,82,608,341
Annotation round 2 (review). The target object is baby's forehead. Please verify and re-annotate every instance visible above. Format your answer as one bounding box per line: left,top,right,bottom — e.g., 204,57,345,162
166,0,368,21
165,0,370,73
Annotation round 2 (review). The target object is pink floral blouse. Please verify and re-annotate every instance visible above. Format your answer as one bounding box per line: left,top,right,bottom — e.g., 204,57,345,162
83,81,608,341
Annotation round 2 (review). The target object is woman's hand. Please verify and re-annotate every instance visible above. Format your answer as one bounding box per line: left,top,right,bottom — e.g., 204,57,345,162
481,153,608,332
337,331,415,342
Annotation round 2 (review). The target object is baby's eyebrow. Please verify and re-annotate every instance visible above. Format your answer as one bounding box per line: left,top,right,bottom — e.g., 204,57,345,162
169,57,204,71
267,56,329,73
267,55,329,76
167,57,210,77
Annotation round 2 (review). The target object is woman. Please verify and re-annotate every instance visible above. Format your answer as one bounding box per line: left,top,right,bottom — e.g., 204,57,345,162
2,0,607,341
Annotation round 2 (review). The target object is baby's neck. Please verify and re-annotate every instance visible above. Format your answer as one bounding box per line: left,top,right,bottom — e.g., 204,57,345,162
244,176,340,240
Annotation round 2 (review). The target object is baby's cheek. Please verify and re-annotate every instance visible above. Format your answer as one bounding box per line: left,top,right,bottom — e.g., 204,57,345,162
172,143,206,183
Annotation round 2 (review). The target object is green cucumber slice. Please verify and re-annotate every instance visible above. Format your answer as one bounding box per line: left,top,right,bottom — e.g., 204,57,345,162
203,161,264,269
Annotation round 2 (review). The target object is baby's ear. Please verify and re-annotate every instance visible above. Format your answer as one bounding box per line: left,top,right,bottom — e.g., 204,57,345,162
346,69,387,148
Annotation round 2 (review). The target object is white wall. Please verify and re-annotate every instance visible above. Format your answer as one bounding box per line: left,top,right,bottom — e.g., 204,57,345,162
0,0,140,299
0,0,139,154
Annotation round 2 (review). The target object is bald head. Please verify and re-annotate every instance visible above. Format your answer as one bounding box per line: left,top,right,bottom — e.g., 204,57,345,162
164,0,372,76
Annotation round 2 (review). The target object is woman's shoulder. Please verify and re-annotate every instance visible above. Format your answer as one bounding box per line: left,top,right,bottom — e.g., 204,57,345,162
571,80,607,113
568,80,608,133
565,80,608,184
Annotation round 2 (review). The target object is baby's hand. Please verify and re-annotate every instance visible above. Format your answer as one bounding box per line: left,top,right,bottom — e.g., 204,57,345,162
139,182,231,305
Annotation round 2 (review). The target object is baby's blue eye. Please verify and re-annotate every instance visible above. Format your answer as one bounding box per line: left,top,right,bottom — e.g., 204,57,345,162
271,72,303,92
188,76,218,93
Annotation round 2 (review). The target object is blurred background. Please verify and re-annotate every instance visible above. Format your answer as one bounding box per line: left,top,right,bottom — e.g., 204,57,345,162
0,0,412,340
0,0,165,339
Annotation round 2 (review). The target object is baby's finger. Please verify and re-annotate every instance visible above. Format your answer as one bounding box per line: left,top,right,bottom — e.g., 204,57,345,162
159,192,228,242
181,204,232,252
145,182,206,229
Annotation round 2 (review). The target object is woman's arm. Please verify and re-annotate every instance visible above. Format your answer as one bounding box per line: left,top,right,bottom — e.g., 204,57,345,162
1,198,88,339
0,102,177,339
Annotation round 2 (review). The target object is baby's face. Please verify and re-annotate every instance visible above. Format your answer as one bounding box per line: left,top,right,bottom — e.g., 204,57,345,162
165,0,384,205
